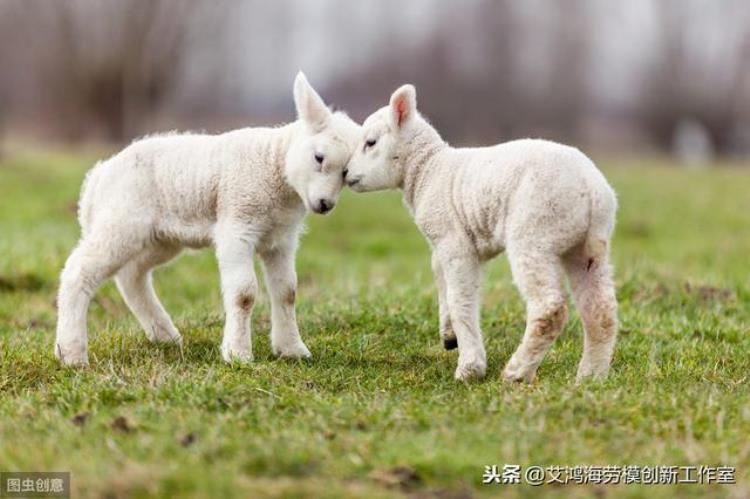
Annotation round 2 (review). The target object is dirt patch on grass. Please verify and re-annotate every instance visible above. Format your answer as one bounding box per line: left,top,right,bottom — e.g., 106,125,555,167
71,412,90,426
370,466,422,490
684,282,735,303
110,415,136,433
0,273,48,292
630,281,735,305
630,283,669,304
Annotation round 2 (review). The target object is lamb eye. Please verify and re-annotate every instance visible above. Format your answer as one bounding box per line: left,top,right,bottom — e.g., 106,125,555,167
365,139,377,148
314,153,324,164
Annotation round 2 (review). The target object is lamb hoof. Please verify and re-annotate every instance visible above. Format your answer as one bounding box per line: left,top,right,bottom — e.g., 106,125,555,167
148,324,183,345
501,358,536,384
575,365,609,384
55,343,89,367
502,370,534,384
221,344,253,364
443,337,458,350
274,341,312,360
454,358,486,382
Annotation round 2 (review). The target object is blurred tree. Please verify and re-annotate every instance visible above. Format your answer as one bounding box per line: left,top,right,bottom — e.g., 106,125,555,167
638,0,750,155
18,0,209,142
0,0,748,157
329,0,592,145
0,3,10,156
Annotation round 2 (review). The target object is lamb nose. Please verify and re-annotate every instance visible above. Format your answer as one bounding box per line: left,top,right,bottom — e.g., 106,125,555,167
319,199,333,213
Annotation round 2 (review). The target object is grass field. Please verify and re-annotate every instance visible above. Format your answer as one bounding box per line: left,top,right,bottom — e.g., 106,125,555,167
0,150,749,498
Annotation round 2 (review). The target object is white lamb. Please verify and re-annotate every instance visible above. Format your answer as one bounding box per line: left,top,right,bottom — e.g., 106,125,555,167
345,85,618,383
55,72,360,366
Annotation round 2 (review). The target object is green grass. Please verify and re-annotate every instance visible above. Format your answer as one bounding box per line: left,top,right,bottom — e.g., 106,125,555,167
1,150,749,498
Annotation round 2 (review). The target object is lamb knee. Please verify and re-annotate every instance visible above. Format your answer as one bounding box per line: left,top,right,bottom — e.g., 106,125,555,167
283,288,296,307
236,291,256,312
530,300,568,341
584,295,617,342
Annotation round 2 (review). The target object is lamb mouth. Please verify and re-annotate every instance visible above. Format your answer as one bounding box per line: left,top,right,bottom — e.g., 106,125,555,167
346,177,365,191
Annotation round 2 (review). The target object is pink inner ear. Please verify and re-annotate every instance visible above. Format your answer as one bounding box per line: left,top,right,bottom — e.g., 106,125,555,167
396,96,408,126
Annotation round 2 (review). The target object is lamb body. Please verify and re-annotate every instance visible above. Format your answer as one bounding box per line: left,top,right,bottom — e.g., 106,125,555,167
55,73,360,366
404,139,613,263
346,85,618,382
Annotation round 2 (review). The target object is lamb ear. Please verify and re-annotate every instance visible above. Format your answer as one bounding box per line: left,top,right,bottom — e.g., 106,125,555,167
293,71,330,131
389,84,417,128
